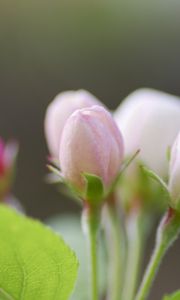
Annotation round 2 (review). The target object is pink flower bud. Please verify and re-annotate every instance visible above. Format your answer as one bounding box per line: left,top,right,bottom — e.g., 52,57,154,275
0,138,18,176
114,89,180,178
0,138,18,200
0,139,6,176
59,105,124,193
169,133,180,204
44,90,102,159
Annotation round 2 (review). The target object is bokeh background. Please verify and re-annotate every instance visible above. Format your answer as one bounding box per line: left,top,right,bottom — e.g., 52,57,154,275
1,0,180,298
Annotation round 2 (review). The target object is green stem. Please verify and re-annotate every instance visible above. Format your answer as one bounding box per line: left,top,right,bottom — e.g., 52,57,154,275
82,206,100,300
106,200,125,300
135,208,180,300
121,210,147,300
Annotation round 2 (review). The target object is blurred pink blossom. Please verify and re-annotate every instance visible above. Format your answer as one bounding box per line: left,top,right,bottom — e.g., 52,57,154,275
45,89,103,159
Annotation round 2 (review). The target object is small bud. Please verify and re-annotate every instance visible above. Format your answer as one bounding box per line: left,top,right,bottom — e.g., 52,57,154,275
0,139,6,176
169,133,180,208
44,90,102,159
59,105,124,196
114,88,180,178
0,138,18,200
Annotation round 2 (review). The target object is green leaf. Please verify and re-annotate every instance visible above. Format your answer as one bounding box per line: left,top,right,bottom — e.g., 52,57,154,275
163,290,180,300
83,173,104,205
46,214,106,300
140,164,171,203
0,205,78,300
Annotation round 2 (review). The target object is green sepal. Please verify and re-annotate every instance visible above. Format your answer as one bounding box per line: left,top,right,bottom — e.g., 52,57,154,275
83,173,104,207
163,290,180,300
166,146,171,162
173,199,180,213
140,164,171,204
107,149,140,197
118,160,167,213
114,149,140,185
119,149,140,176
47,164,64,183
46,165,81,205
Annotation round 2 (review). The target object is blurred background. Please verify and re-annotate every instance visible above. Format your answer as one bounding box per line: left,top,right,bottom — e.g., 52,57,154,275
1,0,180,298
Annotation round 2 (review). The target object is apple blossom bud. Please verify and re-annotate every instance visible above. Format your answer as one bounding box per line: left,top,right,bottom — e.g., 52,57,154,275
0,139,5,176
114,88,180,178
44,90,102,159
0,138,18,200
0,139,17,176
169,133,180,207
59,105,124,194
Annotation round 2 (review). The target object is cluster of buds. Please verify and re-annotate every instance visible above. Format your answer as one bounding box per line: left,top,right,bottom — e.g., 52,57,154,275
44,88,180,300
45,88,180,212
0,138,18,201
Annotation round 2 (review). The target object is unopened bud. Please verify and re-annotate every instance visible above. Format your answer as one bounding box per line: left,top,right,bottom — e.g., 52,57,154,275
60,105,124,196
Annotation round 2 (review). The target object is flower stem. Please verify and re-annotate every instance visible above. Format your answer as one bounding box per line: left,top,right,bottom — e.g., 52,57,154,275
82,205,100,300
135,208,180,300
106,199,125,300
121,209,147,300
